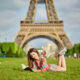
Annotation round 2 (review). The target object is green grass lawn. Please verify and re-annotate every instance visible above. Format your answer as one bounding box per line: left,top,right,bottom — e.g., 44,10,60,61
0,58,80,80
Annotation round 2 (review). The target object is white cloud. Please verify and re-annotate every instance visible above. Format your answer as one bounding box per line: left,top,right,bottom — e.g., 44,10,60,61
0,0,30,42
54,0,80,30
0,0,29,11
0,0,30,30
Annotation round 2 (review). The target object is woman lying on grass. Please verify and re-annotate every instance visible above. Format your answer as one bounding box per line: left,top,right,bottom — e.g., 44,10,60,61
22,48,67,72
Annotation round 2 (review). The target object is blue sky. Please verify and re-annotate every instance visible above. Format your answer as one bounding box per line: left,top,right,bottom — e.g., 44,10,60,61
0,0,80,48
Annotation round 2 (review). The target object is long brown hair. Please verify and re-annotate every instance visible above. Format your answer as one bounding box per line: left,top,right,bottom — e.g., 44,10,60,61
27,48,40,68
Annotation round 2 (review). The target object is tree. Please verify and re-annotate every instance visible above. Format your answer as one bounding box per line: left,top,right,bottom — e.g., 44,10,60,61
79,44,80,54
7,47,12,57
75,44,79,54
0,44,1,56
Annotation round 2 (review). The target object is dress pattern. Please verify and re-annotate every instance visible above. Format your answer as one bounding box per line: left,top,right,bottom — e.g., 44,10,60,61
32,57,58,72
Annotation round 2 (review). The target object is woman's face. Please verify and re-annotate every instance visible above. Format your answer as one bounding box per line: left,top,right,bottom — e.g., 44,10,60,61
30,52,39,60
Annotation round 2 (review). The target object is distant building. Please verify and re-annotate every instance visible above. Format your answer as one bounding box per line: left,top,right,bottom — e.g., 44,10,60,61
41,42,58,58
23,42,58,58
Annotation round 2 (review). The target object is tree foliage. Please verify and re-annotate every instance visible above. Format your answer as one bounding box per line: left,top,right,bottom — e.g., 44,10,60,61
0,42,26,57
66,43,80,56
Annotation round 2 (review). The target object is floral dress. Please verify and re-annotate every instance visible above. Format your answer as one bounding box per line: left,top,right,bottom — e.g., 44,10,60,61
31,56,58,72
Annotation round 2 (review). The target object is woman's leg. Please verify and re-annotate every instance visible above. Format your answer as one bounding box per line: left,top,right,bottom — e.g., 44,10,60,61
58,55,62,66
61,55,66,69
49,55,66,71
49,48,66,72
57,55,66,71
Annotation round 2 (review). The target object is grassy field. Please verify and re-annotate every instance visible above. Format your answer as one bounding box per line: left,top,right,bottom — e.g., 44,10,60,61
0,58,80,80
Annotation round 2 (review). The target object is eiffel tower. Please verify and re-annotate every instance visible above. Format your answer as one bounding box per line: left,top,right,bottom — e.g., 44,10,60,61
14,0,73,49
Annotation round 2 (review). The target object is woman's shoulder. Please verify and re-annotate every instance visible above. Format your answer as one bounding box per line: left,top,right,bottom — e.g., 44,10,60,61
40,56,46,62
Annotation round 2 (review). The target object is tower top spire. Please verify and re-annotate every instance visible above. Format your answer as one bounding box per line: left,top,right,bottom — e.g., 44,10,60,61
24,0,59,23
